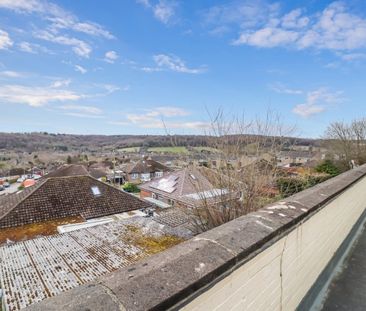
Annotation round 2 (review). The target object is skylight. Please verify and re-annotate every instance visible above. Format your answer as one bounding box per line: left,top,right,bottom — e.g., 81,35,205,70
91,186,101,196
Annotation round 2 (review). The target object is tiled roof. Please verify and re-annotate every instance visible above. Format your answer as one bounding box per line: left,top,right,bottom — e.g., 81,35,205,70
127,159,169,174
139,168,219,207
43,164,89,178
0,176,152,229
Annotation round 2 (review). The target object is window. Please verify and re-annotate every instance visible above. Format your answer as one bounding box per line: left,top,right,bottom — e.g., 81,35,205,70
141,173,151,181
91,186,101,197
168,199,175,206
155,171,163,178
131,173,139,180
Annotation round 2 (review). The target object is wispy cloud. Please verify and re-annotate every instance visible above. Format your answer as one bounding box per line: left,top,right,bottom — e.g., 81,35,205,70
127,106,189,124
203,0,280,33
18,41,52,54
104,50,119,63
269,82,303,95
292,88,344,118
142,54,206,74
114,106,208,130
0,70,26,78
58,104,103,118
51,79,71,88
340,53,366,61
0,0,114,39
34,30,92,57
0,29,13,49
74,64,87,74
0,84,82,107
136,0,177,24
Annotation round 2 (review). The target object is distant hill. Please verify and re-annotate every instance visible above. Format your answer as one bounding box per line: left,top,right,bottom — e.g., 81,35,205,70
0,132,319,153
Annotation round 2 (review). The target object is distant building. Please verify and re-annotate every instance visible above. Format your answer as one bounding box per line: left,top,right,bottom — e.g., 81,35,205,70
43,164,89,178
139,167,231,209
124,157,170,183
277,150,317,167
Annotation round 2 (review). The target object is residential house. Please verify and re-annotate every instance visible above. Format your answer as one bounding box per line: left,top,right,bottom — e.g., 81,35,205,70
0,172,152,230
124,157,170,183
277,150,317,167
139,167,232,209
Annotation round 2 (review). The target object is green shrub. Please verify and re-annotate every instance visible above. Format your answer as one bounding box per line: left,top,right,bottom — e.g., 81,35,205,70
277,175,331,198
315,160,341,176
123,182,140,193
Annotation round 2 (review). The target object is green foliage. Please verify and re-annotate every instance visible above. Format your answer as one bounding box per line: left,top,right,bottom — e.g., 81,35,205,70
123,182,140,193
277,175,331,198
66,155,72,164
315,160,340,176
18,185,25,191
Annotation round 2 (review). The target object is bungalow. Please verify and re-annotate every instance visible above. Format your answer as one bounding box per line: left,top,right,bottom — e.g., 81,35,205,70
139,167,232,209
0,170,152,230
124,157,170,183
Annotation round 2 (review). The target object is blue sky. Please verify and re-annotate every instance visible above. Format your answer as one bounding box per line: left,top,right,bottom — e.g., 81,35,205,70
0,0,366,137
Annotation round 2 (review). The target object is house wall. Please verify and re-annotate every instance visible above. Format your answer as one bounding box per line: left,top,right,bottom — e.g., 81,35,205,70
140,190,152,199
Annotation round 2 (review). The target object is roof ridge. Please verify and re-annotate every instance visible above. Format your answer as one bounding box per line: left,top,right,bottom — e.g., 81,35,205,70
178,168,188,196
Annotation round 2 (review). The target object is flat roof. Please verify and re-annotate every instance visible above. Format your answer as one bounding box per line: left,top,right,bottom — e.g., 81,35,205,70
0,216,192,311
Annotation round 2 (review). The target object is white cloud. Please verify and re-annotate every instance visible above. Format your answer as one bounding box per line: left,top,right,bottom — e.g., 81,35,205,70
143,54,206,74
18,41,52,54
112,105,208,130
59,104,102,115
228,2,366,54
63,112,104,119
340,53,366,61
281,9,309,29
74,64,87,74
34,30,92,57
0,70,26,78
104,50,119,63
203,0,280,30
102,84,121,93
233,27,299,47
126,106,189,124
139,121,210,129
0,0,114,39
51,79,71,88
269,83,303,95
292,88,344,118
0,29,13,49
136,0,177,24
0,84,82,107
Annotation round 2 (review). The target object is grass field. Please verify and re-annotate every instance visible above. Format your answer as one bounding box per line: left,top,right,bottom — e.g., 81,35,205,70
148,146,188,154
118,147,140,153
192,146,221,153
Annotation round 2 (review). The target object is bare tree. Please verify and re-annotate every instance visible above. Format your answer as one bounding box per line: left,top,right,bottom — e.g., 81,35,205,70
182,109,295,233
325,118,366,169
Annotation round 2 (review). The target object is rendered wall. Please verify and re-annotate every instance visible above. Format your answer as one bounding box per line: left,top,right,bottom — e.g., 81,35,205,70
183,177,366,311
